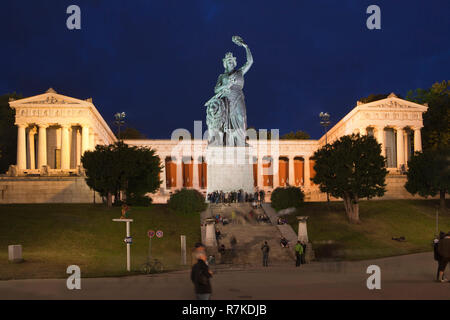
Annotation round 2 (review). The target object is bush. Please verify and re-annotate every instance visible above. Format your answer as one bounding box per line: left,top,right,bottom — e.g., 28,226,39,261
270,186,305,211
126,193,153,207
168,188,207,214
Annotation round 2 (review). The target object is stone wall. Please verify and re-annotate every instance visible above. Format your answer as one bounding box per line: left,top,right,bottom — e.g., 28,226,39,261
0,176,99,204
0,174,442,204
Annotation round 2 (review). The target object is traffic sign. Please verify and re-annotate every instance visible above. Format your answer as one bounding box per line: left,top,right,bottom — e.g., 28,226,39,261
148,230,155,238
156,230,163,238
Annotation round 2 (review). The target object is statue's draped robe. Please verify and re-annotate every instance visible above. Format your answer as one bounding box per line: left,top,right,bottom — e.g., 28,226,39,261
206,69,247,146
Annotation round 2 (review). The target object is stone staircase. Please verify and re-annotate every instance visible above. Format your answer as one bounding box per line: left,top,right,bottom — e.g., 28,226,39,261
206,203,295,266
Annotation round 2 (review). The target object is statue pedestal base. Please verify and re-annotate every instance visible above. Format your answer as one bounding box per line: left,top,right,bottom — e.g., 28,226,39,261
206,146,255,195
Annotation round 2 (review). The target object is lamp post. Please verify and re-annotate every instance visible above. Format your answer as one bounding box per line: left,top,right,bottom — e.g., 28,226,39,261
319,112,331,203
114,112,126,140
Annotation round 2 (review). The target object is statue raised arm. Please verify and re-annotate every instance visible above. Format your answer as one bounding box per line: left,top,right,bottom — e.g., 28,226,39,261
232,36,253,75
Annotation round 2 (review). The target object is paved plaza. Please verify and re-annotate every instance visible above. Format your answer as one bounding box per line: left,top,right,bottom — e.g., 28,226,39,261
1,252,448,300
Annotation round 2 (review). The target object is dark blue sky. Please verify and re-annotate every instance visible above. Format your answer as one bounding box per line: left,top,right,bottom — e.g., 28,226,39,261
1,0,449,139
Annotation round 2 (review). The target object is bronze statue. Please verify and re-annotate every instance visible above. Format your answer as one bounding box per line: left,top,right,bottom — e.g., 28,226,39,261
205,36,253,147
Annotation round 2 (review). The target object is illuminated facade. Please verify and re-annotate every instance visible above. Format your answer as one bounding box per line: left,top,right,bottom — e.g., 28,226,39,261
2,90,428,203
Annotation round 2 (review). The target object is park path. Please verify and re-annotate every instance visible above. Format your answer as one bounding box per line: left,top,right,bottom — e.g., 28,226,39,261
0,252,448,299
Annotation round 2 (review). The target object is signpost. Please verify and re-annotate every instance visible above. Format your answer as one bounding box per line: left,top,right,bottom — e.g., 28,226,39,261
146,229,163,264
113,218,133,272
147,229,155,263
180,235,186,265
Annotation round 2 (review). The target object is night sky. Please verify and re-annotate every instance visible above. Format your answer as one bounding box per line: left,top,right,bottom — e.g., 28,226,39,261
1,0,449,139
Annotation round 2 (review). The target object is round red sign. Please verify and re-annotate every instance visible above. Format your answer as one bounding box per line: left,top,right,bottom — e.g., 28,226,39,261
148,230,155,238
156,230,163,238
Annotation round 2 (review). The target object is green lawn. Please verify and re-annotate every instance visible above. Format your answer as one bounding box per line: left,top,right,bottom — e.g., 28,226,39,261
286,200,450,261
0,204,201,280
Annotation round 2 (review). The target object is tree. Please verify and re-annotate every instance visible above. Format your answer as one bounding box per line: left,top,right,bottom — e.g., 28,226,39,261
270,186,305,211
81,142,161,207
0,93,22,173
405,150,449,212
280,130,311,140
312,134,388,223
118,127,147,139
168,188,207,214
358,93,390,104
406,80,450,152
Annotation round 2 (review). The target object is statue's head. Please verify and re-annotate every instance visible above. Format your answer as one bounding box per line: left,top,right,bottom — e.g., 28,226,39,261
223,52,237,71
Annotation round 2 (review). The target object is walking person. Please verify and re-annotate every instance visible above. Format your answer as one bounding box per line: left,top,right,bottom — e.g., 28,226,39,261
301,241,307,264
261,241,270,267
436,231,450,282
434,233,443,281
191,251,213,300
191,242,206,266
295,241,303,267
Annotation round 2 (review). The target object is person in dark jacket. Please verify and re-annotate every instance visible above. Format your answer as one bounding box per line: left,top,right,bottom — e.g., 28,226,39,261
191,252,213,300
436,231,450,282
261,241,270,267
301,242,307,264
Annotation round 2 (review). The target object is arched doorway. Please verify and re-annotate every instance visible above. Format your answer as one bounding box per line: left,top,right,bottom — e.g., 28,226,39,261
182,156,193,187
294,157,304,186
165,157,177,188
198,156,207,189
252,157,258,187
309,156,316,184
279,157,289,186
262,156,273,188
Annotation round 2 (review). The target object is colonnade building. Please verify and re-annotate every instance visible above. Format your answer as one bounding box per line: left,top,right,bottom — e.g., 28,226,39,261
1,89,428,203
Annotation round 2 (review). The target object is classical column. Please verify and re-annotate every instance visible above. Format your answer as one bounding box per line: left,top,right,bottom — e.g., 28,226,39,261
28,127,37,170
160,159,167,191
304,156,310,188
176,158,183,189
414,127,422,152
376,126,385,157
257,156,264,189
68,127,73,169
81,125,90,155
273,158,279,189
288,156,295,186
16,124,27,170
76,128,81,167
56,128,61,169
61,124,70,170
396,127,405,168
193,157,199,189
37,124,48,169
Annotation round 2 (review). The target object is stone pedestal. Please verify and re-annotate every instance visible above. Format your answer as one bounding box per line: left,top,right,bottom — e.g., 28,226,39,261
206,146,254,194
8,245,23,263
297,216,309,243
297,216,315,263
205,218,217,248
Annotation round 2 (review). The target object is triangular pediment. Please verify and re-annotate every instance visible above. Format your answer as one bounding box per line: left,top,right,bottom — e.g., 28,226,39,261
358,96,428,112
9,89,91,107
